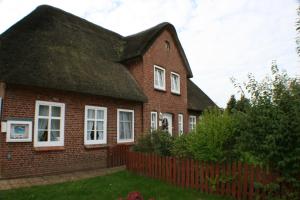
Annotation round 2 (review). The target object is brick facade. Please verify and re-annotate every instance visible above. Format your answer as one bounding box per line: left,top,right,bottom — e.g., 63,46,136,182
126,29,190,135
0,84,142,178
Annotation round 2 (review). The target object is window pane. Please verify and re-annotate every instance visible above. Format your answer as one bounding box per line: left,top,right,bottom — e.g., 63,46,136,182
120,122,125,139
89,130,95,140
38,130,48,141
50,131,60,141
38,119,48,129
155,69,159,86
87,121,94,130
96,131,104,140
96,110,104,120
87,109,95,119
96,121,104,131
51,106,61,117
39,105,49,116
51,119,60,130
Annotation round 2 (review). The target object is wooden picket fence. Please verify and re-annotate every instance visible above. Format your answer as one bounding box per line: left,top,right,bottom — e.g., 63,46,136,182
107,144,132,167
126,151,280,200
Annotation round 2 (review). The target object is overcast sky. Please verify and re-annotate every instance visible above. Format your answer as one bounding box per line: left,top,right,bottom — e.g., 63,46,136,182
0,0,299,107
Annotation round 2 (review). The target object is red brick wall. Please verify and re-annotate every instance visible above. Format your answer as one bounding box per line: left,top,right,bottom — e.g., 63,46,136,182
0,84,142,178
127,29,190,135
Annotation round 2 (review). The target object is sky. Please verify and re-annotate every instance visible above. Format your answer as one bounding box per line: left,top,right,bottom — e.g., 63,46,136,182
0,0,299,107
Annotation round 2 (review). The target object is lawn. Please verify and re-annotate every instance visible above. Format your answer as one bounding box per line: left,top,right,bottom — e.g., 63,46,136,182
0,171,232,200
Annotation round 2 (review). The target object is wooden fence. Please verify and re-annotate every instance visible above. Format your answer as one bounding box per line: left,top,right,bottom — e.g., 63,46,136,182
107,144,132,167
126,151,280,200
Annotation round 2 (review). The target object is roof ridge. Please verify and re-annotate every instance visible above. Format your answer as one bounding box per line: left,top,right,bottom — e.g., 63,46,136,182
125,22,171,38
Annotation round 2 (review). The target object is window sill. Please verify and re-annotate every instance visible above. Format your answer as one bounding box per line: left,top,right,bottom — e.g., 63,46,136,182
117,141,135,145
154,88,166,92
34,146,65,152
84,144,108,149
171,91,181,96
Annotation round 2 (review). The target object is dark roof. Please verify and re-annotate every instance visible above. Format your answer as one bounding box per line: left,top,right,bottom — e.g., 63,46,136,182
0,5,195,101
0,5,144,102
187,79,217,111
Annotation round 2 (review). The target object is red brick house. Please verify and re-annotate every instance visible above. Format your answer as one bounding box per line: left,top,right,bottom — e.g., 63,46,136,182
0,5,216,178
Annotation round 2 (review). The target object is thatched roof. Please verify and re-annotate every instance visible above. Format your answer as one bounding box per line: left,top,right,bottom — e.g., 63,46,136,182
0,5,196,102
187,80,216,111
0,5,142,102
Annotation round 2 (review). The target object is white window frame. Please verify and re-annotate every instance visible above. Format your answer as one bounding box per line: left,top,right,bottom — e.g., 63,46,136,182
84,106,107,145
178,114,183,135
171,72,180,94
34,100,65,147
189,115,197,132
6,120,32,142
117,109,134,143
0,97,2,117
150,112,158,132
154,65,166,91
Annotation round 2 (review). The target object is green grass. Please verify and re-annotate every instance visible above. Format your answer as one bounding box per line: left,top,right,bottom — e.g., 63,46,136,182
0,171,232,200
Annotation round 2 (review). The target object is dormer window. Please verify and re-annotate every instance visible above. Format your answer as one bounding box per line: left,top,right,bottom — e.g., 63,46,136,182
154,65,166,91
171,72,180,94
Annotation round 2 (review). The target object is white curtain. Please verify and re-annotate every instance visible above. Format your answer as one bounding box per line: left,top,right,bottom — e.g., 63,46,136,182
120,112,132,139
38,118,48,141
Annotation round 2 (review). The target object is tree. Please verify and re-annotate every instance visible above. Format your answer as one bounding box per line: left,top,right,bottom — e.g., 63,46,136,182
226,95,237,113
236,65,300,198
236,95,250,113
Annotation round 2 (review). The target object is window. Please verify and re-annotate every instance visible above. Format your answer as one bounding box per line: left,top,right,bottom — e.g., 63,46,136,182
178,114,183,135
117,109,134,143
84,106,107,145
154,65,166,90
171,72,180,94
150,112,158,132
189,115,196,132
165,40,170,51
34,101,65,147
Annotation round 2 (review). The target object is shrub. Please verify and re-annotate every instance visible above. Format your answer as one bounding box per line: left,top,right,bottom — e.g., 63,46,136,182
132,130,174,156
172,107,240,162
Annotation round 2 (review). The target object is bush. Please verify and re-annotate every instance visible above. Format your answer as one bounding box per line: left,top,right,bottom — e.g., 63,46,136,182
172,107,240,162
132,130,174,156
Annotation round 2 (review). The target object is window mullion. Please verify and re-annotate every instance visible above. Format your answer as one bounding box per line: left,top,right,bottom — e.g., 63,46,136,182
48,106,52,143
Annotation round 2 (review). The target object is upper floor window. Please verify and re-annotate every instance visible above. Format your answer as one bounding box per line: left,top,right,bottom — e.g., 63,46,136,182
84,106,107,145
154,65,166,91
117,109,134,143
34,101,65,147
189,115,196,132
171,72,180,94
150,112,158,132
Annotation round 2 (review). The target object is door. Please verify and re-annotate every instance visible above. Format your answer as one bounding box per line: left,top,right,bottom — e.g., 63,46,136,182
162,113,172,135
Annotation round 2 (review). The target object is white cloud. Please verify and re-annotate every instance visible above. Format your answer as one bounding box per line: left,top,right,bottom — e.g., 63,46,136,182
0,0,299,107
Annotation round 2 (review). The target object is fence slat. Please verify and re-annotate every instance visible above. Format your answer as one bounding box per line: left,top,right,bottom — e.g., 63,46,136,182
237,161,242,200
226,161,231,197
221,162,225,195
249,164,254,200
191,159,195,189
243,163,249,200
195,161,199,190
201,161,205,192
186,160,190,188
231,161,237,198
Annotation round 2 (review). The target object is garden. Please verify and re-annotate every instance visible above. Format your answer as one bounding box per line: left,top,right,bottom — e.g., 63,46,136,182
132,65,300,200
